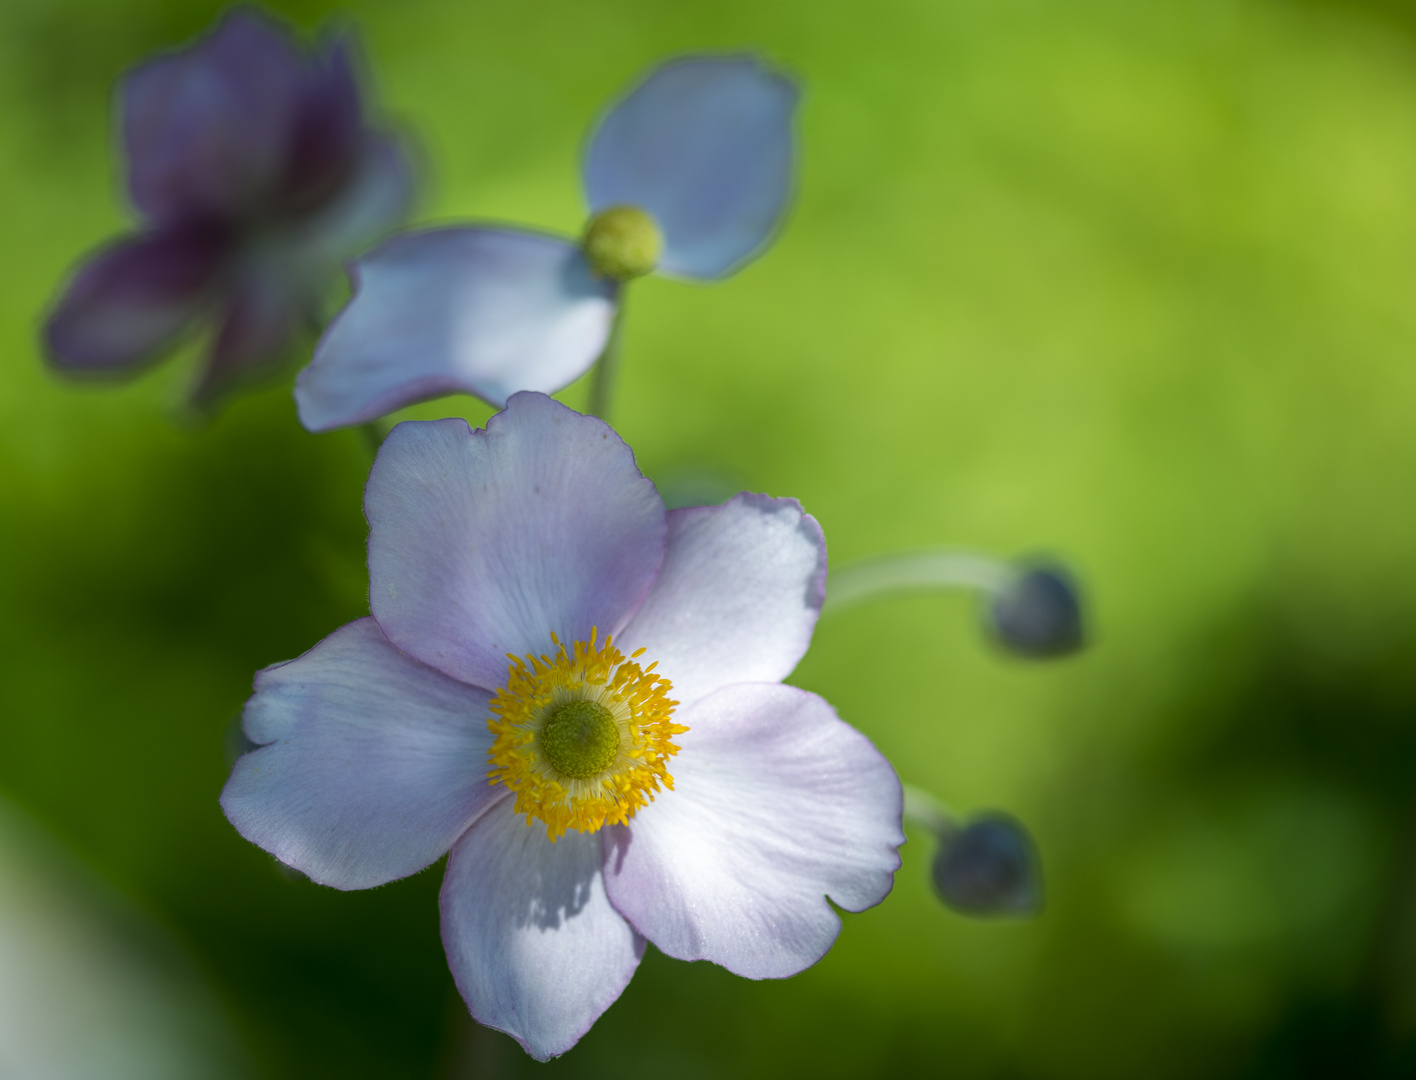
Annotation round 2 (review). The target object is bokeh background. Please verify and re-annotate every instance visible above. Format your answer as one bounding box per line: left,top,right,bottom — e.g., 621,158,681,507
4,0,1416,1075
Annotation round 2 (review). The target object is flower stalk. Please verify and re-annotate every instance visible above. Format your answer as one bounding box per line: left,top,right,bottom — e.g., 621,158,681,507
824,549,1085,659
823,549,1016,616
586,298,628,420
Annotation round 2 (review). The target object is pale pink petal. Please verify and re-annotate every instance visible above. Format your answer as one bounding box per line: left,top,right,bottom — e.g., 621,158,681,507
441,801,643,1060
603,683,903,979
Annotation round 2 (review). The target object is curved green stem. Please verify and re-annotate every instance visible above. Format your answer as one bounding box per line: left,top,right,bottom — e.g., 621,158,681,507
823,549,1016,616
360,419,389,455
902,783,958,839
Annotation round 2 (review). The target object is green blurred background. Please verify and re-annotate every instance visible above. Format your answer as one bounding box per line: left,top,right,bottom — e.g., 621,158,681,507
5,0,1416,1074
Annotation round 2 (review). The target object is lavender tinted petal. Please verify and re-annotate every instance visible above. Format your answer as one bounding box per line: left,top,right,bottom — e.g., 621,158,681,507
441,803,643,1060
584,56,798,281
44,223,231,374
190,264,303,407
297,229,614,431
122,9,306,222
602,683,903,978
276,32,365,218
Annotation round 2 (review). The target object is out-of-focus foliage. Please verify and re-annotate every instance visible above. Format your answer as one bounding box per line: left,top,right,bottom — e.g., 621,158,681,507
4,0,1416,1076
0,796,251,1078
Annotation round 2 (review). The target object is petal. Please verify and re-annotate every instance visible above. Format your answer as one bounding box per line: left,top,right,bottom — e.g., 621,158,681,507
122,9,305,221
44,225,230,374
583,55,799,281
441,800,643,1060
190,264,301,409
618,493,826,709
603,683,903,979
219,618,504,891
365,393,665,690
294,133,415,273
296,228,616,432
277,33,365,217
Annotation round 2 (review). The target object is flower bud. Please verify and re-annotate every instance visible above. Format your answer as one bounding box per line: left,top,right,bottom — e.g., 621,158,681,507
985,563,1084,658
582,205,663,280
931,813,1042,918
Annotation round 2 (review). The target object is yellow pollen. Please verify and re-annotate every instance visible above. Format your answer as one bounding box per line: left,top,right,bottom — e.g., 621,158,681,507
487,628,686,841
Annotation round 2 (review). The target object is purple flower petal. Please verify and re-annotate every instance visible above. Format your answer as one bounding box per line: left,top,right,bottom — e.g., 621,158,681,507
44,224,230,374
296,228,615,431
297,132,415,272
219,618,505,891
583,56,798,281
278,32,364,217
603,683,903,979
122,9,305,222
618,494,826,709
441,800,644,1060
190,263,301,408
365,394,665,691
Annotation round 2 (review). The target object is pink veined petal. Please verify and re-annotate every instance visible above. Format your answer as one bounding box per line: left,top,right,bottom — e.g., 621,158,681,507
295,227,616,431
365,394,666,691
583,55,799,281
43,225,230,375
618,493,827,710
441,800,644,1060
603,682,904,979
220,618,505,891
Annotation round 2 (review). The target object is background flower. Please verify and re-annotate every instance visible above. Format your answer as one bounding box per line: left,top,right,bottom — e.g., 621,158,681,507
42,7,413,409
294,54,797,431
220,393,902,1057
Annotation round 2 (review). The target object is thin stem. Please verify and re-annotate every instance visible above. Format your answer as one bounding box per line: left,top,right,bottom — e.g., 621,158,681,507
361,419,388,456
902,783,958,839
822,549,1017,616
586,297,628,420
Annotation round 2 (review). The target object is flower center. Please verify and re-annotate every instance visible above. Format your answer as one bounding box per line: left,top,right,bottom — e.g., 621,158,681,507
539,700,620,779
582,205,662,280
487,629,686,840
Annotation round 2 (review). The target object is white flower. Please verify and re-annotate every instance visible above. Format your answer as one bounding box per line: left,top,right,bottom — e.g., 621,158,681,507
220,392,902,1058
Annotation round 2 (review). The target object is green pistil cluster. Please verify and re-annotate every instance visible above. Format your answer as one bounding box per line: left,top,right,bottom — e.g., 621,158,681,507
582,205,663,281
540,699,621,779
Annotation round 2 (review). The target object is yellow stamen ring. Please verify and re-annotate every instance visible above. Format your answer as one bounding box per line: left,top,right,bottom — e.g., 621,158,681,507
487,629,686,841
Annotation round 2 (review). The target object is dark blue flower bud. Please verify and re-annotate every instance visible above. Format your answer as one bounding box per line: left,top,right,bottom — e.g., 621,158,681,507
931,813,1043,918
985,563,1084,658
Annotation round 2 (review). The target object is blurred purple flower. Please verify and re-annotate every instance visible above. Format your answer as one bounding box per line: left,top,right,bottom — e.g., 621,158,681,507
220,392,902,1059
295,55,798,432
43,7,414,409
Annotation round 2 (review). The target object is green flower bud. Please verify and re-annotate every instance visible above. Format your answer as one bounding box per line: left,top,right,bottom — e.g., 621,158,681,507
582,205,663,280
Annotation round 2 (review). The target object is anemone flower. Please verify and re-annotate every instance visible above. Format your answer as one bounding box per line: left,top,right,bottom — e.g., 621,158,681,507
220,391,902,1059
294,55,797,432
43,7,413,409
